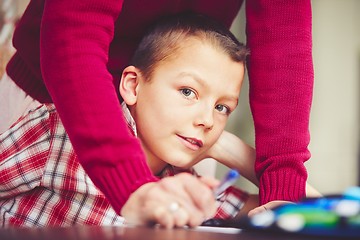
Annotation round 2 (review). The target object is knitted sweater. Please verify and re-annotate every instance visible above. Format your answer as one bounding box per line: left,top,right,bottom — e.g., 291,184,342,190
6,0,313,212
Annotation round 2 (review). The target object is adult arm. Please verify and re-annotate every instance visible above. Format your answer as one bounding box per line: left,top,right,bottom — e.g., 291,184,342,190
40,0,157,213
246,0,314,204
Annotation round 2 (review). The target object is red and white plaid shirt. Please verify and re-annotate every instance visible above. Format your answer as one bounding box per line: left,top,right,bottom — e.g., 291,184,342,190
0,104,248,227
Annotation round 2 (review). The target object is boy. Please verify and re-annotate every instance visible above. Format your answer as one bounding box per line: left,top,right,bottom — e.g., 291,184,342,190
0,12,251,228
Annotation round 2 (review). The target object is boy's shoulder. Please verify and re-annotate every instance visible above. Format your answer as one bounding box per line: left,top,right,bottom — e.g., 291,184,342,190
6,103,57,131
0,103,58,159
0,104,59,159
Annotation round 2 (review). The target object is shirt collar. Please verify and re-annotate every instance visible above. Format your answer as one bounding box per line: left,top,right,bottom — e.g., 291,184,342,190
121,101,137,137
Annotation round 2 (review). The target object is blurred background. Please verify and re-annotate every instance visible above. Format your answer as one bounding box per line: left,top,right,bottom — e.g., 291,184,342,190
0,0,26,77
1,0,359,196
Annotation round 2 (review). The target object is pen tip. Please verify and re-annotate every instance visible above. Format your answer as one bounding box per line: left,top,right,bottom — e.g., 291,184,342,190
228,169,240,178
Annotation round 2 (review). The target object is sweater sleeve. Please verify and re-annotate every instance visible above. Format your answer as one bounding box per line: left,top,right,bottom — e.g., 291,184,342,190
245,0,314,204
40,1,158,213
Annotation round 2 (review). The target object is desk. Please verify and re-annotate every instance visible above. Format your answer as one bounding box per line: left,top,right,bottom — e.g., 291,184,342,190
0,225,334,240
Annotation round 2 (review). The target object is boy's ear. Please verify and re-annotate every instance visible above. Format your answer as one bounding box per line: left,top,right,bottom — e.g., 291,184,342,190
119,66,141,105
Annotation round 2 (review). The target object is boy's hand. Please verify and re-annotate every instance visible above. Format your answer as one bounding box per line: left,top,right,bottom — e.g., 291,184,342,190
248,200,293,217
121,173,218,228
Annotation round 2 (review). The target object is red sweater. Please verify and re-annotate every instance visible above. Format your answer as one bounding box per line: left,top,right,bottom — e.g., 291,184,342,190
6,0,313,212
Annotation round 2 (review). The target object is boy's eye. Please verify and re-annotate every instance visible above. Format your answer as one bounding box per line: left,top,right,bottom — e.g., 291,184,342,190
215,104,230,115
180,88,196,99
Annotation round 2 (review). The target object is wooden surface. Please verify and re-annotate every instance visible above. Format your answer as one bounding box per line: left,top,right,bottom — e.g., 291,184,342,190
0,225,335,240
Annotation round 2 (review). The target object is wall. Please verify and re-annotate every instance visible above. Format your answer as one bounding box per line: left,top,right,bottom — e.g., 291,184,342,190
308,0,360,194
0,0,29,77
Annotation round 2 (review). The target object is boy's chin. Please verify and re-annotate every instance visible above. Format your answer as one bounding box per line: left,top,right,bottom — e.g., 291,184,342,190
164,153,205,170
170,160,195,169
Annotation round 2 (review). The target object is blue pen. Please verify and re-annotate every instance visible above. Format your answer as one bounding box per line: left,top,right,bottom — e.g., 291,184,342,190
213,169,240,197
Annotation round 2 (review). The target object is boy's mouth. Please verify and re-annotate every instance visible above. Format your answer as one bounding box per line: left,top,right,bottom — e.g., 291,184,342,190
177,134,204,148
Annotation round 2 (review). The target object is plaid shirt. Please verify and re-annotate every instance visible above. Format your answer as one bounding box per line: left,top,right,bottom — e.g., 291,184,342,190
0,104,248,227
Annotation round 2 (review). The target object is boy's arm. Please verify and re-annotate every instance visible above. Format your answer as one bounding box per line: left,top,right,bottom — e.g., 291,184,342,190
207,131,322,216
0,105,49,199
207,130,258,186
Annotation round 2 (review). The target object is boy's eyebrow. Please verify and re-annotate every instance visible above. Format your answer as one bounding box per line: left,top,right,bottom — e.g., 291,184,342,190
178,72,206,87
178,72,240,105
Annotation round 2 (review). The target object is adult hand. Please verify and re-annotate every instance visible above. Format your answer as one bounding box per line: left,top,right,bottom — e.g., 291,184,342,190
121,173,218,228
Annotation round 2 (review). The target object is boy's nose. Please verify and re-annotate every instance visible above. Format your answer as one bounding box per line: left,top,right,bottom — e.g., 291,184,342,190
194,105,214,130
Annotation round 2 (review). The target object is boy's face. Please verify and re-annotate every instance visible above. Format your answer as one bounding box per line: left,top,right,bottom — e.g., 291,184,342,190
121,39,245,174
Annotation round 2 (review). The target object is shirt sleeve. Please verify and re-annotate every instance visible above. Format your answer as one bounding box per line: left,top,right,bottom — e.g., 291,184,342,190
245,0,313,204
213,186,249,219
39,1,158,213
0,105,50,199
